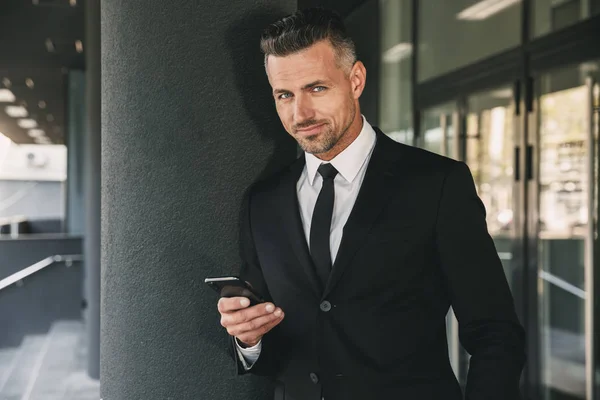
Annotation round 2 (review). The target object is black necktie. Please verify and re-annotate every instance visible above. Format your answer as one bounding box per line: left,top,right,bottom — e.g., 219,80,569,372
310,163,339,288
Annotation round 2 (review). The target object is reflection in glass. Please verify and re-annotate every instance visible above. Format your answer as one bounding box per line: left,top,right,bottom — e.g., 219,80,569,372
461,86,516,388
418,101,460,383
537,64,597,399
379,0,413,144
420,104,456,157
594,81,600,400
533,0,600,38
467,104,515,235
418,0,521,82
539,86,588,236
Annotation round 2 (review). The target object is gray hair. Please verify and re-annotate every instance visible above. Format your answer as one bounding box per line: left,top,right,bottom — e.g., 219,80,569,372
260,8,357,74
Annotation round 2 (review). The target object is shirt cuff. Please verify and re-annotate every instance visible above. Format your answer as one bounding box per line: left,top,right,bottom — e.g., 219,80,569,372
234,338,262,370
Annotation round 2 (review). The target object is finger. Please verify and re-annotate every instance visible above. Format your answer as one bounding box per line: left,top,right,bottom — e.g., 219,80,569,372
236,312,285,345
218,297,250,313
227,309,284,337
222,303,278,327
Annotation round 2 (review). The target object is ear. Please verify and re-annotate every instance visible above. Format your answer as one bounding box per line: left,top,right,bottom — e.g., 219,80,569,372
349,61,366,100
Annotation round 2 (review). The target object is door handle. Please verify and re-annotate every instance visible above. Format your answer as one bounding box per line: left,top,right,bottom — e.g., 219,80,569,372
514,147,520,182
525,145,534,181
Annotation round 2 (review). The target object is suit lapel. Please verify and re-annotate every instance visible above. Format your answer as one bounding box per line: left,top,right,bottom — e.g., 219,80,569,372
279,155,323,298
324,130,403,298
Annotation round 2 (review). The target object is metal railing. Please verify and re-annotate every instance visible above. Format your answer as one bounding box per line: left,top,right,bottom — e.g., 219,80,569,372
0,215,28,238
539,270,587,300
0,254,83,292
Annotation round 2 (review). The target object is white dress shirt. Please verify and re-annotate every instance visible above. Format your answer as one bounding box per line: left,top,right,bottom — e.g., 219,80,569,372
236,116,377,369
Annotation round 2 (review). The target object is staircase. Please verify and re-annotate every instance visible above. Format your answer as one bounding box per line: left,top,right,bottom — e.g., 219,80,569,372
0,321,99,400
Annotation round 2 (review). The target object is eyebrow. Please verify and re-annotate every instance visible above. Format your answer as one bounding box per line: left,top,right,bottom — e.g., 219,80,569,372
273,80,329,96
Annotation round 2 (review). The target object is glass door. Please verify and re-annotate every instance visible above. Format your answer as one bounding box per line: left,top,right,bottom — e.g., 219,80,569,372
534,61,599,400
420,85,525,390
419,102,458,158
418,101,462,382
462,84,522,389
465,86,518,288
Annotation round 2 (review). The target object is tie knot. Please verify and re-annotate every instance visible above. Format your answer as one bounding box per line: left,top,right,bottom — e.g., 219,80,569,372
317,163,338,181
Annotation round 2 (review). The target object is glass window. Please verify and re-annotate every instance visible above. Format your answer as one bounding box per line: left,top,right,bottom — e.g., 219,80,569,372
418,0,522,82
465,86,516,285
536,61,599,400
379,0,413,144
419,102,457,157
533,0,600,38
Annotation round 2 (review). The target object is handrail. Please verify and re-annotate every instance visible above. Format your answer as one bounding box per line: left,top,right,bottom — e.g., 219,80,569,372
539,270,587,300
0,215,28,238
0,215,27,226
0,254,83,292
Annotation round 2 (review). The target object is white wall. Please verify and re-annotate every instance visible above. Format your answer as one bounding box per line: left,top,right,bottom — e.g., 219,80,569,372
0,137,67,219
0,142,67,182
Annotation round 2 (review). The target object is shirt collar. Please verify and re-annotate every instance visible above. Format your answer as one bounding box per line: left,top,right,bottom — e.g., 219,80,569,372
305,116,377,185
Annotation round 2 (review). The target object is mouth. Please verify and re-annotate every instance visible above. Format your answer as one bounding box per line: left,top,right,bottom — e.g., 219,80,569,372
295,123,325,136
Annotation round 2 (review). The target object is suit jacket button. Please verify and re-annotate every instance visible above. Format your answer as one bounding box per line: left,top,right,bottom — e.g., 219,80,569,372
320,301,332,312
309,372,319,384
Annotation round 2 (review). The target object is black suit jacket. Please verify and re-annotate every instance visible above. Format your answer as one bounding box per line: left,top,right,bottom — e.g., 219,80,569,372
234,129,525,400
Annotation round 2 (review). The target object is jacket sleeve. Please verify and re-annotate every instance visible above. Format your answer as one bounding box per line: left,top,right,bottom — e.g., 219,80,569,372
435,161,526,400
231,186,287,377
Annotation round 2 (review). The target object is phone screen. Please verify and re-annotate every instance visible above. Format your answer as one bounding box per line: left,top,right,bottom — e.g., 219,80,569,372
204,277,264,305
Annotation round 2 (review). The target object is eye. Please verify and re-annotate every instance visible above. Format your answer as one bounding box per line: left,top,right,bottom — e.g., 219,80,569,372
278,92,292,100
312,86,326,92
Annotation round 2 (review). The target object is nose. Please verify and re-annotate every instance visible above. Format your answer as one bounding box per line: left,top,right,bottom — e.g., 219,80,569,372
293,94,315,122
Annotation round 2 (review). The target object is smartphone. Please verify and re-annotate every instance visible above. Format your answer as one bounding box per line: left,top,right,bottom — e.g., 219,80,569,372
204,276,265,306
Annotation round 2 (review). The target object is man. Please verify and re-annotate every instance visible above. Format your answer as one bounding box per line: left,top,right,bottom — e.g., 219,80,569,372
217,8,525,400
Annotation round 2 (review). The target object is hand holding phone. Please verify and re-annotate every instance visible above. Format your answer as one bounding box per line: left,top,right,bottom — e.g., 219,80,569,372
204,276,265,305
206,276,284,347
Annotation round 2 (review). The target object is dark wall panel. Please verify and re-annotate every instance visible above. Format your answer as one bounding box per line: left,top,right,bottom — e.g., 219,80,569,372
84,0,101,379
345,0,380,126
299,0,368,17
101,1,297,399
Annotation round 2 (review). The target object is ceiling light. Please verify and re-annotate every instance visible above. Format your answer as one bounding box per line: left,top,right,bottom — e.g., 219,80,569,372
5,106,28,118
0,89,16,102
47,114,54,122
35,137,52,145
38,101,46,109
457,0,521,20
490,88,513,98
28,129,45,138
18,119,38,129
25,79,35,89
75,40,83,53
2,78,11,88
382,43,413,63
70,0,77,6
45,38,56,53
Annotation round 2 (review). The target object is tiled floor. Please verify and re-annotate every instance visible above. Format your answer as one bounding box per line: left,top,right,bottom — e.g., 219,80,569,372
0,321,99,400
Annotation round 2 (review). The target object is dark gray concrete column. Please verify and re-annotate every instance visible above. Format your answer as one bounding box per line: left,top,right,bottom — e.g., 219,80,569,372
84,0,101,380
100,1,297,399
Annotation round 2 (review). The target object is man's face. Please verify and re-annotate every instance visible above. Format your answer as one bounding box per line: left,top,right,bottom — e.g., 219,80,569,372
266,40,363,156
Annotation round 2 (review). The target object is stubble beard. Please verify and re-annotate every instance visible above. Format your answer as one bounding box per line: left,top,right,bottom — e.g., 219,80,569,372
295,124,338,155
295,100,356,156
